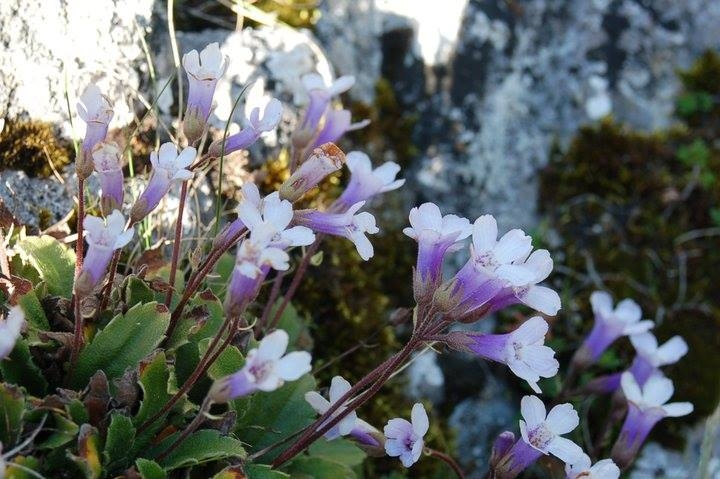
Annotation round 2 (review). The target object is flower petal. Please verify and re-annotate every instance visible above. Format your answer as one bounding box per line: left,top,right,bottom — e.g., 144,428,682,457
545,403,579,435
257,330,289,361
522,286,561,316
275,351,311,381
662,402,693,417
546,436,585,464
411,403,429,437
621,372,643,404
305,391,330,414
520,395,546,429
472,215,498,252
590,290,613,317
384,418,412,440
329,376,352,404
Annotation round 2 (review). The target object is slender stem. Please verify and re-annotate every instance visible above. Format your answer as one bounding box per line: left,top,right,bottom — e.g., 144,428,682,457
155,396,213,462
426,448,465,479
98,250,122,313
68,294,83,376
267,240,320,332
256,270,285,336
75,178,85,273
165,181,189,307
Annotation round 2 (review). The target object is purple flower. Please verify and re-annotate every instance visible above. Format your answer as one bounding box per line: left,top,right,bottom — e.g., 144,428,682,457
573,292,653,368
518,395,584,464
454,316,559,393
208,98,283,157
298,73,355,134
628,333,688,386
310,109,370,149
333,151,404,211
403,203,471,294
77,84,113,179
279,144,346,202
565,454,620,479
213,182,261,249
130,143,195,223
211,330,311,402
76,210,134,295
0,306,25,360
182,43,228,142
92,142,124,214
295,201,379,260
611,373,693,469
238,191,315,250
384,403,429,468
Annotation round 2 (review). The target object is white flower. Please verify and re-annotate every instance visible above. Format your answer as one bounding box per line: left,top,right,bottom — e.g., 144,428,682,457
335,151,405,208
620,372,693,418
384,403,429,468
150,142,195,183
83,210,134,253
566,454,620,479
248,98,283,133
519,395,585,464
403,203,472,250
305,376,358,440
238,192,315,249
630,333,688,368
234,238,290,279
0,307,25,359
504,249,562,316
182,42,228,82
590,291,654,336
469,215,534,284
77,84,113,125
504,317,559,393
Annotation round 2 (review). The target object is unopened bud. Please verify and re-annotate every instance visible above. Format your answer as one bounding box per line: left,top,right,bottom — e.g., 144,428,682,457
279,143,345,202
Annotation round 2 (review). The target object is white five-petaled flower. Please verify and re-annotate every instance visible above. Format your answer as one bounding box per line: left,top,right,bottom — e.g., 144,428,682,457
305,376,358,440
0,306,25,360
620,372,693,418
630,333,688,369
239,191,315,250
131,143,196,222
299,73,356,133
213,330,311,401
77,210,134,294
384,403,429,468
76,84,114,177
519,395,585,464
209,98,284,157
468,215,534,283
565,454,620,479
463,316,559,393
334,151,405,210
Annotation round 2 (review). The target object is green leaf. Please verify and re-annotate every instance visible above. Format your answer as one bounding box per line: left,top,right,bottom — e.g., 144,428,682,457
0,383,25,445
166,290,225,350
207,253,235,296
285,456,355,479
0,339,48,395
274,301,312,350
244,464,291,479
234,374,316,462
155,429,246,470
104,414,136,470
133,352,172,426
205,342,243,381
72,302,170,388
36,413,78,449
17,286,50,332
135,458,167,479
15,235,76,298
70,424,102,479
125,276,155,308
307,439,366,467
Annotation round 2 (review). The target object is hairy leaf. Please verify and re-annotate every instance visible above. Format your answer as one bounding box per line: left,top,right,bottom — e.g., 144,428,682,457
135,458,167,479
15,235,76,298
155,429,246,470
0,383,25,446
104,414,136,470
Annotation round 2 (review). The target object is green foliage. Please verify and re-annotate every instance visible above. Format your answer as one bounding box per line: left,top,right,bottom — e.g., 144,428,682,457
0,119,72,177
154,429,246,470
0,383,25,445
15,235,76,298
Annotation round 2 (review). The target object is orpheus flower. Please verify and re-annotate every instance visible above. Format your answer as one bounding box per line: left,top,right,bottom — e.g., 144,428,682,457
92,142,124,214
305,375,382,450
182,42,228,142
298,73,355,134
130,143,196,223
454,316,559,393
76,210,134,295
629,333,688,385
0,306,25,360
77,84,114,178
279,143,346,202
208,98,283,157
384,403,429,468
310,109,370,149
295,201,379,260
238,192,315,250
446,215,534,318
611,373,693,468
565,454,620,479
211,330,311,402
572,291,653,368
334,151,404,211
403,203,471,292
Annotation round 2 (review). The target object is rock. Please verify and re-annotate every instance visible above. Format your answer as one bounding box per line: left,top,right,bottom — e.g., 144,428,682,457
630,442,689,479
407,350,445,404
0,0,154,135
0,170,72,231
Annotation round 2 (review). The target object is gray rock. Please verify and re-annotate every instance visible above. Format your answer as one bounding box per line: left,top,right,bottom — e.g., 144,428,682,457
0,0,154,134
407,350,445,404
0,169,72,230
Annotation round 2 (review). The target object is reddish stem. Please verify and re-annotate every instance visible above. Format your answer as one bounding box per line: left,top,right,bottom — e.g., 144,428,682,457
427,448,465,478
165,181,189,307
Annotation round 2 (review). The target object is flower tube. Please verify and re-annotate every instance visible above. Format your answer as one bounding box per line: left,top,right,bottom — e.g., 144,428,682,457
92,142,124,214
76,84,113,179
182,43,228,143
333,151,404,211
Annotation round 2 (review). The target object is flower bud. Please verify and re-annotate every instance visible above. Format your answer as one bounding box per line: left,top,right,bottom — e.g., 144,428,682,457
278,143,345,202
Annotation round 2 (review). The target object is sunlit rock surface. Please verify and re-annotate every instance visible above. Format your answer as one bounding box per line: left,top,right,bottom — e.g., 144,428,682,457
0,0,154,135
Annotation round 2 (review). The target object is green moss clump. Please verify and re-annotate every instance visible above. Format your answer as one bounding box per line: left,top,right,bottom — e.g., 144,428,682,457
0,119,72,177
539,52,720,424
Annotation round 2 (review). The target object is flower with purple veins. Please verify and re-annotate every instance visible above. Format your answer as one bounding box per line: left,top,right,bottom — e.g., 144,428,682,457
403,203,471,291
92,142,124,214
0,307,25,360
518,395,584,463
565,454,620,479
611,372,693,469
310,109,370,149
182,42,228,142
77,84,113,178
279,143,345,202
333,151,404,211
295,201,379,260
628,332,688,386
76,210,134,295
211,330,311,402
130,143,196,223
209,98,283,157
456,316,559,393
573,291,653,368
238,191,315,250
384,403,429,468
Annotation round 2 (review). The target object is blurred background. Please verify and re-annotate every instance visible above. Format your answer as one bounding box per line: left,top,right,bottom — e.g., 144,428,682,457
1,0,719,477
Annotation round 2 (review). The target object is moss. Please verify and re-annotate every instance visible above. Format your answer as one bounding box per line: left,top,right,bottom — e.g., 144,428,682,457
539,53,720,427
0,119,72,177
